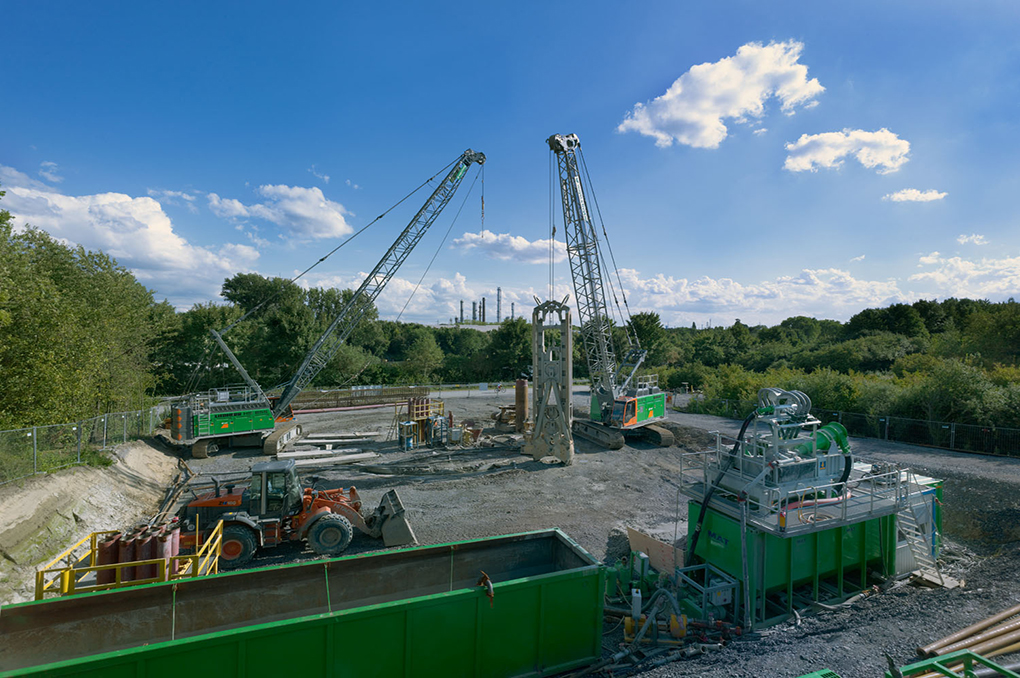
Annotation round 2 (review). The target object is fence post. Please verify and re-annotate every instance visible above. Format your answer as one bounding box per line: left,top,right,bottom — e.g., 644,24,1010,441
950,422,956,450
884,417,890,440
33,427,38,473
838,411,843,424
77,423,82,464
103,415,108,449
123,415,127,444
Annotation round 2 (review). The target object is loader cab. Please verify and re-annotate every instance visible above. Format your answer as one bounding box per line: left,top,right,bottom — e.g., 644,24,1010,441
249,460,302,518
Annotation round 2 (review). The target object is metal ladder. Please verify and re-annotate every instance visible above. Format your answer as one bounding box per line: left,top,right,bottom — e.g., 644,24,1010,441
899,472,944,586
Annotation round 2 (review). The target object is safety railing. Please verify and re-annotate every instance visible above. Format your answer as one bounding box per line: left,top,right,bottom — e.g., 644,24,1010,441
679,433,906,536
173,518,223,578
34,521,222,600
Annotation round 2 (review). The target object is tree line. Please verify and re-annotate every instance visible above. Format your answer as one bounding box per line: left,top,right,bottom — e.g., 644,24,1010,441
2,189,1018,429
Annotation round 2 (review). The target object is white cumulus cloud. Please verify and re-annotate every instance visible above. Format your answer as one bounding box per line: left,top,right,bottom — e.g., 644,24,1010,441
784,128,910,174
615,267,908,326
1,164,258,307
617,40,824,149
451,230,567,265
910,252,1020,298
207,184,352,239
957,234,988,245
850,254,866,262
883,188,947,202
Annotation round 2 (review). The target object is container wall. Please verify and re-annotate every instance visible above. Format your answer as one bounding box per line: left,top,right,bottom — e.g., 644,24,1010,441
689,503,895,628
0,529,603,678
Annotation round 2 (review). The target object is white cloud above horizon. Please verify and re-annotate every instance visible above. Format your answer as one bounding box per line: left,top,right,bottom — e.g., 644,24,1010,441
38,161,63,183
617,40,824,149
910,251,1020,298
784,128,910,174
207,184,352,239
148,188,199,213
451,230,567,265
957,234,988,245
1,164,259,307
308,165,330,184
883,188,947,202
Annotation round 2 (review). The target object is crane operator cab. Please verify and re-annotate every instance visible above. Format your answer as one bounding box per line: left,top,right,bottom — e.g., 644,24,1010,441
608,398,638,428
604,374,667,430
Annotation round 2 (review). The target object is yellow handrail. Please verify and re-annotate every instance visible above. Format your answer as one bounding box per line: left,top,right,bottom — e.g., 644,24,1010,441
171,519,223,578
34,522,223,600
35,530,120,600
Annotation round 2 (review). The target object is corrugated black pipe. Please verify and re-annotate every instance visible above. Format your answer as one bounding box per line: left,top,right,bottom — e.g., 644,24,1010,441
685,410,758,567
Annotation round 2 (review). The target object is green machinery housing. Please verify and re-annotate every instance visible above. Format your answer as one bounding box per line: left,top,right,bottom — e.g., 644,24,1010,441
680,388,943,628
1,530,603,678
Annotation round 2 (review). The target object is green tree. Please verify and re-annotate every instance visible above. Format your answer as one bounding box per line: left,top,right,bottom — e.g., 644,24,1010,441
404,334,444,383
487,317,531,379
221,273,314,386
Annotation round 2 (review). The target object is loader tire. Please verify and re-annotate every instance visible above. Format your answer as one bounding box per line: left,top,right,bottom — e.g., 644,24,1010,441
307,514,354,556
219,525,257,569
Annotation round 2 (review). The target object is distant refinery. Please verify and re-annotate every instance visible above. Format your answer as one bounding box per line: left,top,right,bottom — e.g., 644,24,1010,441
446,288,515,326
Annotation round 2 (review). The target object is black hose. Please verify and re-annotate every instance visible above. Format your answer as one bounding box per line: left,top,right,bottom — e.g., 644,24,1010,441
685,410,758,566
834,452,853,495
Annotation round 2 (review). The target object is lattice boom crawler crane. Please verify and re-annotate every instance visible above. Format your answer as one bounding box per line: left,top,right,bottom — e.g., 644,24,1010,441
169,149,486,458
547,133,673,449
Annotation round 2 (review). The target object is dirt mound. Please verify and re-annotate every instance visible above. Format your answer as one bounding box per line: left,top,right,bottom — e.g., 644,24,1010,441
0,440,179,605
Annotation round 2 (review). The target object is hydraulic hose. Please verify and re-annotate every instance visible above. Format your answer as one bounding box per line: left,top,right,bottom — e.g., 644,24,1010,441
685,409,760,566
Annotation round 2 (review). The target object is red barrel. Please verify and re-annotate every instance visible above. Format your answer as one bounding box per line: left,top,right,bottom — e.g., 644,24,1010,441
117,536,137,582
136,530,156,580
97,534,121,585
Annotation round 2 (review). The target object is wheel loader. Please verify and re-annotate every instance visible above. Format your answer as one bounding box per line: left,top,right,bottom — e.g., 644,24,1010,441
176,459,416,568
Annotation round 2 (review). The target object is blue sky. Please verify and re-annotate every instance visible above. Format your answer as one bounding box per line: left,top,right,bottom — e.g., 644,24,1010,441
2,1,1018,327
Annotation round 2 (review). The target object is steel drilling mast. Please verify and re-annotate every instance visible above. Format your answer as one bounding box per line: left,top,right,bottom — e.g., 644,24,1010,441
170,149,486,457
547,134,671,448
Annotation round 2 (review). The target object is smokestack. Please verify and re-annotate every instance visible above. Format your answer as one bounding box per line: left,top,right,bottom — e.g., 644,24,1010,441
511,302,515,320
481,297,486,323
472,301,477,322
460,300,464,324
497,287,502,323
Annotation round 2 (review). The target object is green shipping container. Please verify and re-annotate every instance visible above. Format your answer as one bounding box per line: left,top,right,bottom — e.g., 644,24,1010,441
690,503,896,628
0,529,604,677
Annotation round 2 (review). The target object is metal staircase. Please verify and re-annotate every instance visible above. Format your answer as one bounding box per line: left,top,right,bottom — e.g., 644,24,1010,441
899,472,944,586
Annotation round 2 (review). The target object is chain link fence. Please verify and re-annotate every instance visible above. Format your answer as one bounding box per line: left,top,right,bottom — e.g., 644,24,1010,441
0,404,171,486
683,398,1020,458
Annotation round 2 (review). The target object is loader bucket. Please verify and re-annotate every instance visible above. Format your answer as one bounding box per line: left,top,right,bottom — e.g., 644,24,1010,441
377,489,417,547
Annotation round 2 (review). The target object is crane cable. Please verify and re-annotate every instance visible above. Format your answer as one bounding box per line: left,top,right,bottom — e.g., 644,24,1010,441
218,154,462,336
578,148,641,350
393,166,482,322
181,154,463,389
549,150,556,300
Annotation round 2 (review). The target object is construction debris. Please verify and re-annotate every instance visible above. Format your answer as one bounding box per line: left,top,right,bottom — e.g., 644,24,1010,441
278,447,361,459
290,452,378,467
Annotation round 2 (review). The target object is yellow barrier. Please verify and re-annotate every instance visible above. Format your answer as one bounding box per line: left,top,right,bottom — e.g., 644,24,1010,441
34,522,223,600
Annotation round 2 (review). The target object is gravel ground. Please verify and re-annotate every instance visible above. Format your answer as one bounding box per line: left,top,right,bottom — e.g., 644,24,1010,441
176,389,1020,678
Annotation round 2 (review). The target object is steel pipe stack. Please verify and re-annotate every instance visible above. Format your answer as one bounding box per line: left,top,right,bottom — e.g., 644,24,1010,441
915,602,1020,678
